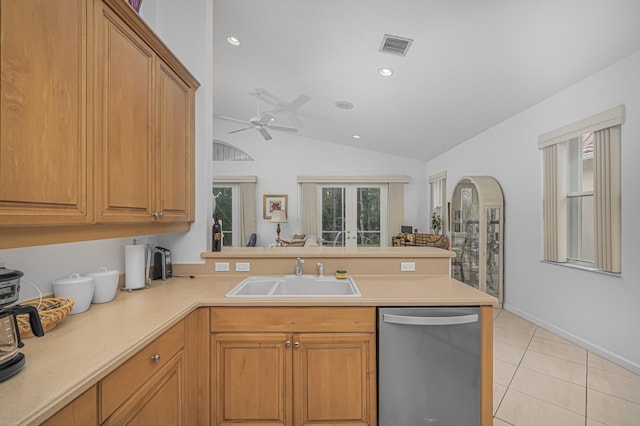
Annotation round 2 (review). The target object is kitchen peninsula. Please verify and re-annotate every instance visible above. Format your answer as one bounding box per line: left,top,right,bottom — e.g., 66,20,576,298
0,247,497,426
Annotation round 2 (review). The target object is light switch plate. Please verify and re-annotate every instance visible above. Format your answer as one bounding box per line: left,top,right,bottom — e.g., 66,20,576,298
235,262,251,272
215,262,230,272
400,262,416,272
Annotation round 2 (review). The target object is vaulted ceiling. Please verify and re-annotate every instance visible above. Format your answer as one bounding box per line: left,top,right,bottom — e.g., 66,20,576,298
212,0,640,161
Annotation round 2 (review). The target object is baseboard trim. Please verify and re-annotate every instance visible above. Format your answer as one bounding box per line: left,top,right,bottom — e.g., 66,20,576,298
503,303,640,376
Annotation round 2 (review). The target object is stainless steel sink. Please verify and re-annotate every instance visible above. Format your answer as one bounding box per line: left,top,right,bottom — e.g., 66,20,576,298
225,275,361,297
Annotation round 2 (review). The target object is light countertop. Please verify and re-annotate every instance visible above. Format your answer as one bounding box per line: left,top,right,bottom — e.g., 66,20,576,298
0,274,496,425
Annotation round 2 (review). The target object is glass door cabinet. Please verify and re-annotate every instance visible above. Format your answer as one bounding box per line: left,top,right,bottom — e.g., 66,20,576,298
450,176,504,306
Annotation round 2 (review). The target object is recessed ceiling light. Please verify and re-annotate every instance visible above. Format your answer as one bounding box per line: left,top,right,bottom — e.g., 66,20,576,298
379,68,393,77
335,101,354,110
352,134,361,139
226,36,240,46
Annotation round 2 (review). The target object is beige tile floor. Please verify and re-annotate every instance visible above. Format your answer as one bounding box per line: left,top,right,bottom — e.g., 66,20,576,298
492,309,640,426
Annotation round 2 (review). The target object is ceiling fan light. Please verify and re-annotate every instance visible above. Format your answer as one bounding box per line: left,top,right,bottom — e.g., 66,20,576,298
226,36,240,46
352,134,361,139
379,68,393,77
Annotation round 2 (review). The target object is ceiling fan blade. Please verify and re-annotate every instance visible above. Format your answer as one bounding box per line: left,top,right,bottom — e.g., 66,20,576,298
258,127,272,141
268,125,298,133
287,94,312,110
228,126,253,134
257,113,275,125
218,115,252,125
251,88,286,107
249,90,280,108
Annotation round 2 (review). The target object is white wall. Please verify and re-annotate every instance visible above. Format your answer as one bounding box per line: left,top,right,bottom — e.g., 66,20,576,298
427,50,640,373
211,127,429,247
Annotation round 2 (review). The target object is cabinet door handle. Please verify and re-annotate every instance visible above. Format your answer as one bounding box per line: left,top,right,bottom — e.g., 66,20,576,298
285,340,291,347
152,211,165,218
150,354,161,362
294,342,300,348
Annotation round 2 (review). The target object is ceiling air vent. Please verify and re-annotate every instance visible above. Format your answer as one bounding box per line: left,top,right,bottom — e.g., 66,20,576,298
379,34,413,57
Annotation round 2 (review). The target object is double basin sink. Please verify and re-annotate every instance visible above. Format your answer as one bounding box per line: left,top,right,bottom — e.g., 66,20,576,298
225,275,361,297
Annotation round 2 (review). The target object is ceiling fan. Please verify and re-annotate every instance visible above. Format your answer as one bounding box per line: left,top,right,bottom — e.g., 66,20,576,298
218,110,298,141
249,88,320,128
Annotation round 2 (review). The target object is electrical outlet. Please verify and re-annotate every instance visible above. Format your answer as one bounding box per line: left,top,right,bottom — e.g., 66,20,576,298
400,262,416,272
235,262,251,272
215,262,230,272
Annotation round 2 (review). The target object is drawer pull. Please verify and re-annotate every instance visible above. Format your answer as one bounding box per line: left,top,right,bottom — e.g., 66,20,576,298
150,354,161,362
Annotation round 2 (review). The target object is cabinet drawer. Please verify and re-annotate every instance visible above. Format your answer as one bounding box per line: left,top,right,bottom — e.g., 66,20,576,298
210,307,376,333
100,320,184,422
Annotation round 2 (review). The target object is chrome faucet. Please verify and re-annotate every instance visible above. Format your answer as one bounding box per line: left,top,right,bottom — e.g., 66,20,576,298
295,257,305,276
316,262,324,277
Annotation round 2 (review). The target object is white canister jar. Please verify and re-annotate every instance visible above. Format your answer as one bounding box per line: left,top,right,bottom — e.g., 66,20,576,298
53,273,95,314
86,267,119,304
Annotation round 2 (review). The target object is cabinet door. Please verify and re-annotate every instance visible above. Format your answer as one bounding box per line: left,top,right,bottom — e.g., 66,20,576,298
103,352,185,426
211,333,292,426
293,333,376,426
156,61,194,222
42,385,97,426
95,5,155,223
0,0,91,225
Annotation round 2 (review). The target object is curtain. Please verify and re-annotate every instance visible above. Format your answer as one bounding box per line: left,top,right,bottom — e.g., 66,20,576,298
300,183,318,236
238,183,256,245
387,183,405,238
593,127,622,273
542,144,563,262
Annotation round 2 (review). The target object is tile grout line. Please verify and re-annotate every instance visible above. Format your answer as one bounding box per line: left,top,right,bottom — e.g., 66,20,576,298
494,316,539,420
585,352,589,426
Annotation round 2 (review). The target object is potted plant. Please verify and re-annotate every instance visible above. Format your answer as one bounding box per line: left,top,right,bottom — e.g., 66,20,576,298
431,212,442,235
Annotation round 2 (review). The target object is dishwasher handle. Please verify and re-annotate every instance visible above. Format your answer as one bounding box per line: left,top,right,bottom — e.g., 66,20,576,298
382,313,479,326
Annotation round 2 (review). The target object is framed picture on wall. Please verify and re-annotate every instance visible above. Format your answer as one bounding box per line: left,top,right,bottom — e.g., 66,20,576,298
263,194,288,219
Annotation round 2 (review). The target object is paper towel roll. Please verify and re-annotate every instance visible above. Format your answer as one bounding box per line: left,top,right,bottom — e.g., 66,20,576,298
125,244,146,289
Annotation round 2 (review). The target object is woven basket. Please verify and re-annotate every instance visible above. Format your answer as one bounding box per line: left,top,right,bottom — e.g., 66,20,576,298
17,297,74,339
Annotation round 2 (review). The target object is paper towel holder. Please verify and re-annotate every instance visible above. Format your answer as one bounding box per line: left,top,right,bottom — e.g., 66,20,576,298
121,242,153,292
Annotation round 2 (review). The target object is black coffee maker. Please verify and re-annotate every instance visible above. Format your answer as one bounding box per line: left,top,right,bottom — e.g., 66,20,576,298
0,268,44,382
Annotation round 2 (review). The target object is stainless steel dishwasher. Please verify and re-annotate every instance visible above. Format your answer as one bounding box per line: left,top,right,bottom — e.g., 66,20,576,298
378,307,481,425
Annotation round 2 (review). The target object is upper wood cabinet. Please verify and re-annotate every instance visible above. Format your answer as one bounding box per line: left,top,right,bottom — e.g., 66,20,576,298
94,4,156,223
156,61,194,223
0,0,92,225
95,2,196,224
0,0,198,246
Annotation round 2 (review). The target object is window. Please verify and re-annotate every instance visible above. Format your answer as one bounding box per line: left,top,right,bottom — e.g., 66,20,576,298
429,172,446,234
212,185,235,246
212,176,257,248
538,106,623,273
566,133,594,265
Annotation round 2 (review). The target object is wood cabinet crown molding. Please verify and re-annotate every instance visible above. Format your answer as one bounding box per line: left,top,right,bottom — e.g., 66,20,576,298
101,0,200,90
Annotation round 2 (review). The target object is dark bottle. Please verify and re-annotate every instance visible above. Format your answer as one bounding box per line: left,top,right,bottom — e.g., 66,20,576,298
212,215,222,252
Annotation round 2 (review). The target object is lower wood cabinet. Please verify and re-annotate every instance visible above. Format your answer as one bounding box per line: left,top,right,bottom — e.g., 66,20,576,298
41,385,98,426
100,319,186,425
210,307,377,426
41,309,209,426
